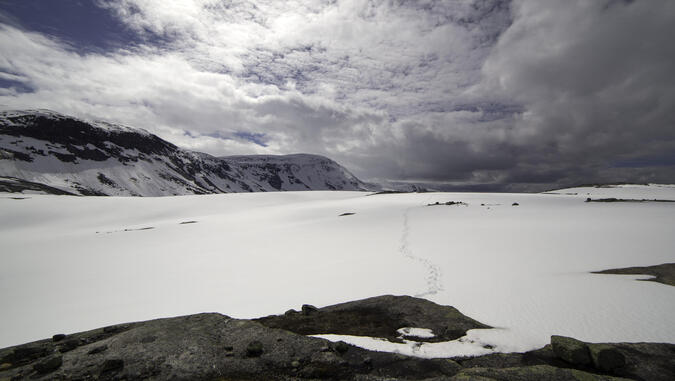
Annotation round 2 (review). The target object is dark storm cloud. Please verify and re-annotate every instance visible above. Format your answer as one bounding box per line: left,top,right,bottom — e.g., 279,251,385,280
0,0,673,191
476,0,675,190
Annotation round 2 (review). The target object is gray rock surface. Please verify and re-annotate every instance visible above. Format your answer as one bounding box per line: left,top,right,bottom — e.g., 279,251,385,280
588,344,626,372
449,364,631,381
1,295,673,380
592,263,675,287
551,335,592,366
255,294,491,343
602,342,675,381
0,311,465,380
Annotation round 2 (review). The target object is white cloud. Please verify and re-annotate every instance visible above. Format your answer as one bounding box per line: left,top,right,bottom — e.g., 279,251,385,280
1,0,674,190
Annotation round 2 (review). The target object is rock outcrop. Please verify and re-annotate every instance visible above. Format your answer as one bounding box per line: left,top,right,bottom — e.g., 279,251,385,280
255,294,490,343
592,263,675,287
0,295,673,380
551,335,592,366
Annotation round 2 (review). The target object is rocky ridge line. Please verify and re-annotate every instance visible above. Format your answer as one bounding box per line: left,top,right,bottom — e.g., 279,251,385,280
0,109,372,196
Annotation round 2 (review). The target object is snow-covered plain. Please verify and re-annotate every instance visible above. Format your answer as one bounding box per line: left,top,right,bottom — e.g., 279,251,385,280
1,185,674,357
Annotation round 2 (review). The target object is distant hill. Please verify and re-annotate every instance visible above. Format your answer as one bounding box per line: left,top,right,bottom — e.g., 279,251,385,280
0,109,372,196
543,183,675,200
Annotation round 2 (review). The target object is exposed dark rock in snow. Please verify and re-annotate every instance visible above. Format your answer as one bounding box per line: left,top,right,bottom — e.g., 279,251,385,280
0,295,673,380
592,263,675,287
0,109,373,196
427,201,468,207
551,335,592,366
0,310,467,380
255,295,491,344
0,176,76,195
585,198,675,203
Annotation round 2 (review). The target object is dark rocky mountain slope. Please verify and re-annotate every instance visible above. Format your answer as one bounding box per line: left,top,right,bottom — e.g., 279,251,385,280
0,109,372,196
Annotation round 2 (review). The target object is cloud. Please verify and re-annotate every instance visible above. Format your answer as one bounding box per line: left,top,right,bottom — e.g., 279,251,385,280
477,0,675,189
1,0,674,191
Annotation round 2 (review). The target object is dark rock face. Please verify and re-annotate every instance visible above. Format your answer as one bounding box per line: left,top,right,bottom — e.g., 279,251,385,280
600,342,675,381
551,335,592,366
543,337,675,381
0,295,673,381
592,263,675,287
451,364,629,380
100,358,124,375
589,344,626,372
51,334,66,342
87,345,107,355
457,340,675,381
0,110,373,196
1,345,49,368
57,338,80,353
32,355,62,374
246,340,264,357
586,198,675,203
256,295,491,343
0,176,76,195
334,341,350,354
0,311,467,380
301,304,319,315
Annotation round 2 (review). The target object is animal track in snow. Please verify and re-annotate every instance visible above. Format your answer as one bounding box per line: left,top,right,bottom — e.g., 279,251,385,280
400,207,443,297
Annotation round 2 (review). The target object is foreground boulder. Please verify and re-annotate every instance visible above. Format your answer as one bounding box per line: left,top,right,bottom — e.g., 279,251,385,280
255,294,490,343
545,336,674,381
0,296,482,381
0,312,464,380
551,335,592,366
588,344,626,371
451,364,630,380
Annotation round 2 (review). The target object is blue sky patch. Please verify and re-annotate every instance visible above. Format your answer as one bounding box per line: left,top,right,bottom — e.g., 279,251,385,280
0,0,141,53
233,131,268,147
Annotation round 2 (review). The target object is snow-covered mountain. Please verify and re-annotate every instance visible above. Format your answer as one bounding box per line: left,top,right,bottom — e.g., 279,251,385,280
0,109,372,196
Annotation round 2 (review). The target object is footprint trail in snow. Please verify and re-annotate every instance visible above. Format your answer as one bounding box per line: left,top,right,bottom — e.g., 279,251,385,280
400,207,443,297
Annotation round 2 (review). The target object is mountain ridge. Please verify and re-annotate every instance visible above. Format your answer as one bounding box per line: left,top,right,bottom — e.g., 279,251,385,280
0,109,373,196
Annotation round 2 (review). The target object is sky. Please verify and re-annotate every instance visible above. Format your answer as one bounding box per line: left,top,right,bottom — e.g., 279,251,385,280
0,0,674,191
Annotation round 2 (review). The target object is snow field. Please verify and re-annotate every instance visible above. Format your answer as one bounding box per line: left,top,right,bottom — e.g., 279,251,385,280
0,187,674,357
